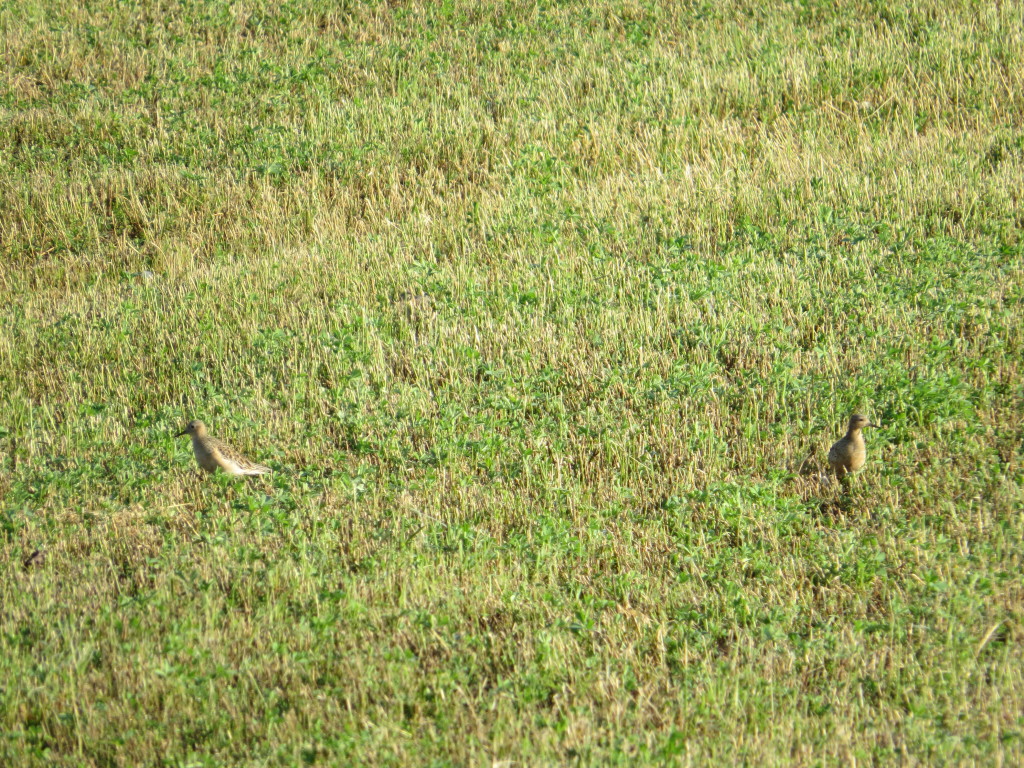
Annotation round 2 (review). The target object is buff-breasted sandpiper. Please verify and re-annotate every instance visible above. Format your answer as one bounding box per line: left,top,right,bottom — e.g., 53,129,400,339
176,420,270,476
828,413,878,479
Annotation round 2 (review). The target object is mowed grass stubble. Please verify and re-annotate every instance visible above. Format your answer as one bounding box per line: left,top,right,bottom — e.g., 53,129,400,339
1,1,1023,765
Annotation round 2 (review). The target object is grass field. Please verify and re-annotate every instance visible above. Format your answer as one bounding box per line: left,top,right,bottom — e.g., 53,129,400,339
2,0,1023,764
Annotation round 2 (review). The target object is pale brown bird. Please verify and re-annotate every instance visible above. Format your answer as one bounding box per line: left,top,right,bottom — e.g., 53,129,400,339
175,420,270,476
828,413,878,479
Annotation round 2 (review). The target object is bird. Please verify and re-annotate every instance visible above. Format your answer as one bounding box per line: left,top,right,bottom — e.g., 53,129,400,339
175,420,271,476
22,549,45,570
828,413,878,479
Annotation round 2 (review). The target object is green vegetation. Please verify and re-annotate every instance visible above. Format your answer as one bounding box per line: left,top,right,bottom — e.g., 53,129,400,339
2,0,1022,764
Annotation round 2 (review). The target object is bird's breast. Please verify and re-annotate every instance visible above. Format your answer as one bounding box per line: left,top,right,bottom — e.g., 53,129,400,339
192,439,221,472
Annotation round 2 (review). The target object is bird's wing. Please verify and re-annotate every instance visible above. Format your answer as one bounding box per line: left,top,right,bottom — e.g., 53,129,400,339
827,441,841,464
212,437,270,474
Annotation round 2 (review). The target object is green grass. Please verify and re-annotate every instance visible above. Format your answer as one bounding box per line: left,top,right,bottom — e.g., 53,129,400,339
2,0,1023,764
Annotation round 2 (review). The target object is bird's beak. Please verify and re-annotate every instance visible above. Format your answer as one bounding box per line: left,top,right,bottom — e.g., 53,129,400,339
175,429,187,437
868,422,880,428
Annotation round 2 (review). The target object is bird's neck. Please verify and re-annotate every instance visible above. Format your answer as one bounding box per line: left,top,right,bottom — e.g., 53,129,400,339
845,427,863,442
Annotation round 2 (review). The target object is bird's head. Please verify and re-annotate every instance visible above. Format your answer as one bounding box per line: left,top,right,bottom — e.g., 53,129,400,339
848,413,878,431
175,420,207,438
